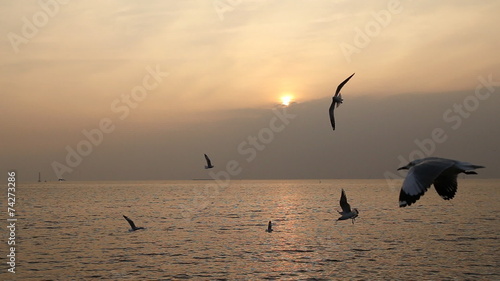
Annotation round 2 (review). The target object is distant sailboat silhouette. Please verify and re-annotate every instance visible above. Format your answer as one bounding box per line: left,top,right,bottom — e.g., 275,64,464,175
337,189,359,224
204,154,214,169
266,221,273,232
123,215,145,231
329,73,355,131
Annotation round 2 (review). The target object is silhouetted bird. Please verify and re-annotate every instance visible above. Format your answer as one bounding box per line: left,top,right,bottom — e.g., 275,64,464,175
266,221,273,232
204,154,214,169
337,189,359,224
329,73,355,130
398,157,484,207
123,215,145,231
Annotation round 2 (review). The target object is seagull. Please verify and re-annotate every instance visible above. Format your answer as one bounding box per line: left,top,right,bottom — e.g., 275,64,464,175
266,221,273,232
329,73,355,131
397,157,485,207
204,154,214,169
123,215,145,231
337,189,359,224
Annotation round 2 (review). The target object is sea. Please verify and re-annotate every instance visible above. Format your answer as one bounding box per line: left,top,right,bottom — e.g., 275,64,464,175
1,179,499,280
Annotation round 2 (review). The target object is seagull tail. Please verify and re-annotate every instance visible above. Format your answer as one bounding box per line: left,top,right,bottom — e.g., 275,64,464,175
463,164,484,174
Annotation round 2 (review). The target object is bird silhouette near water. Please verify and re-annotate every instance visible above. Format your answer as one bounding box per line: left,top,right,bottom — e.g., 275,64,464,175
397,157,485,207
123,215,145,231
337,189,359,224
266,221,273,232
329,73,355,131
204,154,214,169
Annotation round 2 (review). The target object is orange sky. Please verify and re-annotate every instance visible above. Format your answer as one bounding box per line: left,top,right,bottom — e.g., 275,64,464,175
1,1,499,181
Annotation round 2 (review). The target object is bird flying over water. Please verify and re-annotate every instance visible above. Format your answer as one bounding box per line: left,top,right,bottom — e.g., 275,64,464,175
329,73,355,131
266,221,273,233
337,189,359,224
397,157,484,207
204,154,214,169
123,215,145,231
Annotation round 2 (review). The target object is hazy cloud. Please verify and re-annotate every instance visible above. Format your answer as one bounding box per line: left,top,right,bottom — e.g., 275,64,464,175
1,1,499,181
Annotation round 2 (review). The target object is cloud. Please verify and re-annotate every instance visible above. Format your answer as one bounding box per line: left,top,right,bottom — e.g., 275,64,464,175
4,88,498,181
1,1,499,181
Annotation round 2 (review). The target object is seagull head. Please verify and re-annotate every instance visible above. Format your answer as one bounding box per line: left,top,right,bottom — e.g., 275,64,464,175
397,164,410,171
397,159,425,170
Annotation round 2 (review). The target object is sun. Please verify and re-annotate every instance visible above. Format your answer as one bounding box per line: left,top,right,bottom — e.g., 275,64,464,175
280,95,293,106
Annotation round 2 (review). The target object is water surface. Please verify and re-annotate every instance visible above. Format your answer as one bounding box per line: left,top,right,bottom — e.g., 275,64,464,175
2,179,499,280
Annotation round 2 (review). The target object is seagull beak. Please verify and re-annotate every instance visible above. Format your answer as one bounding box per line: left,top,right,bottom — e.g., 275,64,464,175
397,164,409,171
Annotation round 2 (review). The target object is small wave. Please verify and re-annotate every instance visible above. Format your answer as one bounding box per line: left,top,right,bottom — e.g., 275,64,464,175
173,273,193,279
323,258,343,262
225,214,240,218
280,249,315,253
193,256,212,260
352,248,371,252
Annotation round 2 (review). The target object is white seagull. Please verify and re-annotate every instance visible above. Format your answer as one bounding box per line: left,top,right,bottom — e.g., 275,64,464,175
266,221,273,233
329,73,355,131
337,189,359,224
204,154,214,169
397,157,485,207
123,215,145,231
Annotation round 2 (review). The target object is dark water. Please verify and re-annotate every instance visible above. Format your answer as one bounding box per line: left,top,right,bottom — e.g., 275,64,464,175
2,179,499,280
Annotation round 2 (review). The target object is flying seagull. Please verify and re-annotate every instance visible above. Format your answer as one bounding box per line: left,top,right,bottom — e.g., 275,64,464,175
337,189,359,224
123,215,145,231
398,157,484,207
329,73,355,131
266,221,273,233
204,154,214,169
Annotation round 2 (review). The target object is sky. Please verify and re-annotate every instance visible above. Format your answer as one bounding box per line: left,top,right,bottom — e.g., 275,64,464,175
1,0,499,182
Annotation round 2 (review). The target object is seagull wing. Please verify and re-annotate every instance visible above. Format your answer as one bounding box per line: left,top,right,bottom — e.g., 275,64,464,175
433,170,458,200
334,73,355,97
433,160,484,200
123,215,137,229
204,154,212,167
399,159,454,207
328,102,336,130
339,189,352,213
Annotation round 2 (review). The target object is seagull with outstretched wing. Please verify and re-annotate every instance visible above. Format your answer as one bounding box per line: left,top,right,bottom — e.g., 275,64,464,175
337,189,359,224
123,215,145,231
329,73,355,130
397,157,484,207
204,154,214,169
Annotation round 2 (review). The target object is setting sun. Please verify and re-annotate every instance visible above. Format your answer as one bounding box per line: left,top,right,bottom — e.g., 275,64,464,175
280,95,293,106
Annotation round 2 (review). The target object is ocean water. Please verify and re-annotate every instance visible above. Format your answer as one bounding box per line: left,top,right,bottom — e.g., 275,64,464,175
2,179,499,280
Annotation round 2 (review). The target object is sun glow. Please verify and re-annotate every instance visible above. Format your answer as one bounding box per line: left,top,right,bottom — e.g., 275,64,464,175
280,95,293,106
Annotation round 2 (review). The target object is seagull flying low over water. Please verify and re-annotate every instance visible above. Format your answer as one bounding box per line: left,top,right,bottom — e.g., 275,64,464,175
329,73,355,131
266,221,273,233
398,157,485,207
123,215,145,231
337,189,359,224
204,154,214,169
